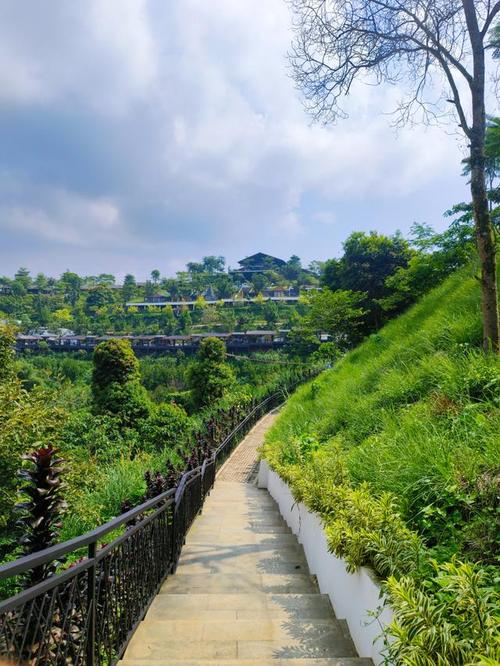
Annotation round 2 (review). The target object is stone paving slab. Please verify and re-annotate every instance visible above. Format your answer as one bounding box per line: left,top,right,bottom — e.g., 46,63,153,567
131,618,349,642
123,657,373,666
160,572,318,594
147,595,335,621
216,412,278,482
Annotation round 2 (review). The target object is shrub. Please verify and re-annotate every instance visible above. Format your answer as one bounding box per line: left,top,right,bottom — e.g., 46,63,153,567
92,339,150,424
0,328,66,556
188,337,235,408
60,410,139,463
138,403,192,454
385,560,500,665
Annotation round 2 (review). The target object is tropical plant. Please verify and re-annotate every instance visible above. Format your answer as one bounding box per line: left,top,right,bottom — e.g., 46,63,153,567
16,446,66,586
385,560,500,665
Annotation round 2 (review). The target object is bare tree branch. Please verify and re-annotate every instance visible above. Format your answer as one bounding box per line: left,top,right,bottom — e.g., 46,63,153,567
288,0,499,348
481,0,500,36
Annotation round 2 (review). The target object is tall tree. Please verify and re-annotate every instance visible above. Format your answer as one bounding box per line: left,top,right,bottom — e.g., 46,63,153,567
151,269,161,286
306,289,366,348
14,267,31,290
122,274,137,302
322,231,413,330
60,271,82,306
289,0,500,351
92,339,150,424
283,255,303,281
187,337,235,408
202,255,226,274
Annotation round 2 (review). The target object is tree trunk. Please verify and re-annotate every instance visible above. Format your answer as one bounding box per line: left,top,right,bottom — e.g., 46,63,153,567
464,0,499,351
470,126,499,352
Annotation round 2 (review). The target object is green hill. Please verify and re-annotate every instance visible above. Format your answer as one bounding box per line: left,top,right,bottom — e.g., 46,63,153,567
262,261,499,664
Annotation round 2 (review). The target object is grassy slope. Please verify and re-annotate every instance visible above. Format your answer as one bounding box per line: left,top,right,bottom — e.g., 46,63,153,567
265,262,499,562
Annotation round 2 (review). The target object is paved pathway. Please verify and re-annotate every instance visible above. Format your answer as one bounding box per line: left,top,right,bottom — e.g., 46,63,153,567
217,411,278,483
122,412,371,665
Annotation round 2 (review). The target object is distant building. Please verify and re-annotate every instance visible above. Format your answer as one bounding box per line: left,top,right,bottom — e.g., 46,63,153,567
203,285,217,302
145,292,170,304
231,253,286,276
262,285,299,299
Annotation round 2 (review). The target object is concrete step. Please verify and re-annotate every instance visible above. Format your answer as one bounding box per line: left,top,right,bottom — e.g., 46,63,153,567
201,507,281,516
188,524,292,535
176,546,307,575
147,593,336,620
180,542,304,556
194,516,287,528
125,619,358,660
185,532,298,546
160,573,319,595
122,658,373,665
129,617,354,642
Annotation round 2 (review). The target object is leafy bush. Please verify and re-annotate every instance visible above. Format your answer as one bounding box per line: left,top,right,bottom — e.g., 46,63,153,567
188,337,235,408
92,339,151,424
60,411,139,463
385,560,500,665
138,403,192,454
0,327,67,556
60,454,153,540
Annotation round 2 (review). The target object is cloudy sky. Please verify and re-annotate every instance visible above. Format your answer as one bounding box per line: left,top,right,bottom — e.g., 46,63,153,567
0,0,470,280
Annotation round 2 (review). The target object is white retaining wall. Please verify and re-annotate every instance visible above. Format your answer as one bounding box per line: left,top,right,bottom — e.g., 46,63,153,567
258,460,393,666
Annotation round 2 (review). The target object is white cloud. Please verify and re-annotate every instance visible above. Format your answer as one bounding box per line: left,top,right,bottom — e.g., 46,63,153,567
0,176,123,247
0,0,470,277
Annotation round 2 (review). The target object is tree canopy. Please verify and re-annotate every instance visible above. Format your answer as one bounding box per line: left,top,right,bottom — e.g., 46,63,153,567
289,0,500,349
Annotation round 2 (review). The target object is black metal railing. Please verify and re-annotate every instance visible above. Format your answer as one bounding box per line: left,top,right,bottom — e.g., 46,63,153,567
0,371,317,665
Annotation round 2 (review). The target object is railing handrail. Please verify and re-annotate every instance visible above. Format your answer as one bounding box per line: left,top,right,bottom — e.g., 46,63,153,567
0,487,176,580
0,368,319,665
0,372,318,584
0,385,293,581
213,392,278,456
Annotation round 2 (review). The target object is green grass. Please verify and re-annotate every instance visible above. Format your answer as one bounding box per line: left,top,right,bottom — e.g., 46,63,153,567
265,262,499,563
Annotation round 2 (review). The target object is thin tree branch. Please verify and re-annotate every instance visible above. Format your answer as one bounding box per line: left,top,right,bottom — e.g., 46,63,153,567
481,1,500,37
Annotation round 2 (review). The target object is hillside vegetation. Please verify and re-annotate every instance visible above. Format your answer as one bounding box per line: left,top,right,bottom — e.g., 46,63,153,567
262,261,499,664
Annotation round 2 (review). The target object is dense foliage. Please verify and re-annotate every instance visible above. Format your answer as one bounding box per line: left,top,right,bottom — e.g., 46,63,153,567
0,324,313,569
0,325,66,559
188,337,236,408
92,339,151,424
0,254,315,336
262,262,499,664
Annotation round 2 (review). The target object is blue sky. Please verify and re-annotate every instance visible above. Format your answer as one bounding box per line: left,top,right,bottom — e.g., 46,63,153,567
0,0,470,280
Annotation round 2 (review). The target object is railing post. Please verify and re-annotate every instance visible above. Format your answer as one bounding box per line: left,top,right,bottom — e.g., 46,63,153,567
87,541,96,666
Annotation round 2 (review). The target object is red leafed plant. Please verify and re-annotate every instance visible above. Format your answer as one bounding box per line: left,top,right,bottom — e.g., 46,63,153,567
16,445,67,586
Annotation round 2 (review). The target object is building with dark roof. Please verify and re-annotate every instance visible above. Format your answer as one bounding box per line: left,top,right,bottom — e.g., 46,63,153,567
231,252,286,276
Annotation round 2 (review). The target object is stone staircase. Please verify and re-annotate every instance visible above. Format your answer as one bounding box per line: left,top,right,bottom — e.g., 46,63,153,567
121,415,372,665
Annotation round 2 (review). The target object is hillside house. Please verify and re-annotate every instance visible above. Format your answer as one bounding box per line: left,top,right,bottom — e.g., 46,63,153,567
231,252,286,277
